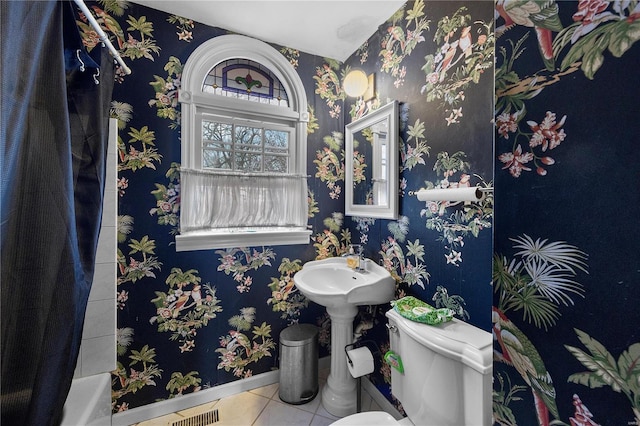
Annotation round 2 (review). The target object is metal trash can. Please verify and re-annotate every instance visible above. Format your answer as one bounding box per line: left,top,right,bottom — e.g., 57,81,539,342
278,324,318,404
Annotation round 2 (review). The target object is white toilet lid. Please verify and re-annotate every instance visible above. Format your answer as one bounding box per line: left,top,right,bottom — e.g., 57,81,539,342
331,411,400,425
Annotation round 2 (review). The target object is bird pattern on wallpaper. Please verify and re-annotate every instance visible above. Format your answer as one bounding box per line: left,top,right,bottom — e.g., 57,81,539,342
494,232,640,424
82,0,494,413
493,306,560,426
216,308,276,379
78,1,640,423
492,235,588,425
421,6,494,126
149,268,223,353
495,0,563,71
494,4,640,421
379,0,431,88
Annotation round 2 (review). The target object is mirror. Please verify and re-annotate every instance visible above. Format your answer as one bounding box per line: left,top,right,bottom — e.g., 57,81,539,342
345,100,398,219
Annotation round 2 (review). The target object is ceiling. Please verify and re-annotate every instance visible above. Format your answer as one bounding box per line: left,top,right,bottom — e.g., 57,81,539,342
131,0,406,61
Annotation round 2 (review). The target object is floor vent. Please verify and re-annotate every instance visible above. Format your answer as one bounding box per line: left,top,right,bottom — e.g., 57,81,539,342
170,408,219,426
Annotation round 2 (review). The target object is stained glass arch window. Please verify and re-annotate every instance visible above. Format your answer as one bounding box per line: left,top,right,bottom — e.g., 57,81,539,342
203,59,289,106
177,34,310,251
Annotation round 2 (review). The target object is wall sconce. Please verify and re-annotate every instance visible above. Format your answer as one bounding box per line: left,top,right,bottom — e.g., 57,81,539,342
343,69,375,101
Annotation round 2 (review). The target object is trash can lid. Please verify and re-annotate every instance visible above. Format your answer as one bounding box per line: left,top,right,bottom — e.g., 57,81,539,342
280,324,318,346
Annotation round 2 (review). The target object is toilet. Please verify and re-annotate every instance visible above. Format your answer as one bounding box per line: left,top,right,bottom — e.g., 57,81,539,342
332,308,492,426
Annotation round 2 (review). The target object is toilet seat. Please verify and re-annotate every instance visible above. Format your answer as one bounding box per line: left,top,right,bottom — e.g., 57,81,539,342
330,411,401,425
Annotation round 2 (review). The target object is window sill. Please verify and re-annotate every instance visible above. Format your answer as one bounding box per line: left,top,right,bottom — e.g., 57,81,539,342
175,227,312,251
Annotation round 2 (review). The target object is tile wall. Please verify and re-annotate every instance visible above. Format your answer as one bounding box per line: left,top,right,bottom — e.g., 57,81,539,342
74,118,118,378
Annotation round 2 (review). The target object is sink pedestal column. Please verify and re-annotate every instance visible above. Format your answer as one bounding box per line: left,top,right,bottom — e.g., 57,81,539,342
321,304,358,417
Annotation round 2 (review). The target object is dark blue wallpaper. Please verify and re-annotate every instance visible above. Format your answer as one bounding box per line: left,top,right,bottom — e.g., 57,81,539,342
81,0,640,423
494,1,640,424
98,0,495,413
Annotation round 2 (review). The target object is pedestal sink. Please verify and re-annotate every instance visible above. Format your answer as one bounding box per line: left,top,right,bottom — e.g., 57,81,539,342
293,257,395,417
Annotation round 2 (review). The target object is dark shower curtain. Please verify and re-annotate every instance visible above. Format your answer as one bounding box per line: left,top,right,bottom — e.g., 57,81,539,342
1,1,115,424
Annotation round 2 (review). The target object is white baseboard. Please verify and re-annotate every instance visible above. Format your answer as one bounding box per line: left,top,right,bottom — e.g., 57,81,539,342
112,370,279,426
112,356,332,426
111,356,401,426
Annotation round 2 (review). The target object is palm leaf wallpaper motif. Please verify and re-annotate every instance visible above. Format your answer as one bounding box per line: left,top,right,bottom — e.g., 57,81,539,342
166,371,201,398
493,306,560,425
112,342,163,412
149,162,181,232
150,268,222,352
148,56,182,129
313,60,345,119
553,1,640,80
494,235,587,330
380,236,431,291
216,308,276,379
566,329,640,424
494,1,640,423
493,371,527,426
400,117,431,172
267,258,309,324
493,235,588,425
100,0,494,412
379,0,431,87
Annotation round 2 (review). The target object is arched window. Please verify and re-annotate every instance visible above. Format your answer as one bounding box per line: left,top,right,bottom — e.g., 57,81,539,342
176,35,310,251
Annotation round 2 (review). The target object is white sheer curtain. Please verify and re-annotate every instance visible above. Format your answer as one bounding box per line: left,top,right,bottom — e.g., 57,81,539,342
180,168,308,232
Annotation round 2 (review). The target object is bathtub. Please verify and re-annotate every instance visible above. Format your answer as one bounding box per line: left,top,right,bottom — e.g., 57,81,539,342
61,373,112,426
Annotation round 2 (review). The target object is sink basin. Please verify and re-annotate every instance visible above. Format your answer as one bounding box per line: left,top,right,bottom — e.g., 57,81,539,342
293,257,395,308
294,256,396,416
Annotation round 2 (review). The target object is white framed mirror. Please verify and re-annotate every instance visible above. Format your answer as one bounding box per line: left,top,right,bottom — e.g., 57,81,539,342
345,100,398,219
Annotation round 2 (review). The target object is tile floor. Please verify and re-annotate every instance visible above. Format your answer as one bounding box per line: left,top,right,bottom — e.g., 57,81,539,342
133,369,386,426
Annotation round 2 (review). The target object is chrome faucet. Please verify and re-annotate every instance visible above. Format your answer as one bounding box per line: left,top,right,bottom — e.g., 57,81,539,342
352,244,366,272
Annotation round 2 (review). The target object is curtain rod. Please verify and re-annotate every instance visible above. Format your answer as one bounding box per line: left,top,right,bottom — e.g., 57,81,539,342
72,0,132,75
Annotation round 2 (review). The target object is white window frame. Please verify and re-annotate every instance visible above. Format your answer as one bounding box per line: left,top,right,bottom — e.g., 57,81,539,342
197,113,294,173
176,35,311,251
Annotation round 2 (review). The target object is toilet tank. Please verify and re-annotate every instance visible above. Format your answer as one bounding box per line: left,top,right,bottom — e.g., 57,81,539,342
386,309,492,426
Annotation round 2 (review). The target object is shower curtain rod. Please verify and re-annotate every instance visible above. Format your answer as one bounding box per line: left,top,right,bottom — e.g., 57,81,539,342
72,0,132,75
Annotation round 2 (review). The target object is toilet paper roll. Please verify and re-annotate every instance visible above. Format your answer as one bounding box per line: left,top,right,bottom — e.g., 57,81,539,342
416,186,485,202
346,347,374,378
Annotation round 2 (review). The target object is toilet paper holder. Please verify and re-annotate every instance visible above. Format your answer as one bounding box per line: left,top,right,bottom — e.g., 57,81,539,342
344,340,381,370
345,340,381,414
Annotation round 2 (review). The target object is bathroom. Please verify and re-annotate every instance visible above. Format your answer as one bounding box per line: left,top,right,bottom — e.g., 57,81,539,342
2,0,639,425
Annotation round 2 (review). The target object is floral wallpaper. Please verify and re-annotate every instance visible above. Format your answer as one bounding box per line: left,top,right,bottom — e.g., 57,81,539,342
79,0,495,414
494,1,640,425
78,0,638,424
